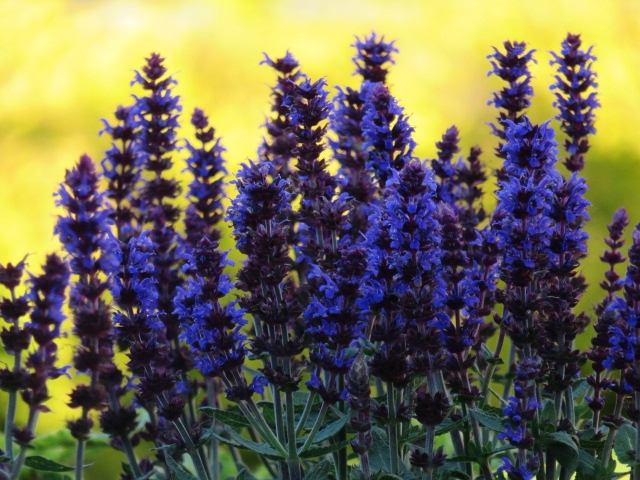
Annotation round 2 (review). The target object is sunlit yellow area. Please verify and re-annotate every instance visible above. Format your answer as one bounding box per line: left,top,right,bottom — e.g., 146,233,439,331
1,0,639,477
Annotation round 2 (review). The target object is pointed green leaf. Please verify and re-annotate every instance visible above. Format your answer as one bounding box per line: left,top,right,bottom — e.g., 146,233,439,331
544,431,579,474
302,459,332,480
302,413,350,445
571,378,590,400
469,408,505,433
24,456,75,472
208,429,284,460
200,406,251,429
0,455,11,464
614,424,637,466
164,454,197,480
299,438,351,459
368,427,390,473
435,415,468,436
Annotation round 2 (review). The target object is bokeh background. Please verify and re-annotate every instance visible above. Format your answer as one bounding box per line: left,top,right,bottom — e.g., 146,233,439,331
1,0,639,477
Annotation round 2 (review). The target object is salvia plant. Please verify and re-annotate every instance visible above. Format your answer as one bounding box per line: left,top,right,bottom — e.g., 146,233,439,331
4,31,640,480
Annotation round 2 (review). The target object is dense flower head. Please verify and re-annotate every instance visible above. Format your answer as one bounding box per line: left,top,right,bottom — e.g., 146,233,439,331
487,41,536,158
55,154,116,277
184,107,227,247
550,33,600,172
605,224,640,380
228,160,292,255
259,51,303,178
352,33,398,83
361,82,416,188
27,254,69,348
100,104,143,240
131,53,182,226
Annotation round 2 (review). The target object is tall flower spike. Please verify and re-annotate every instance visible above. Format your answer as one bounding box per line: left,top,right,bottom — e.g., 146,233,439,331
550,33,600,172
0,257,31,465
491,118,558,478
55,155,118,454
431,125,461,205
361,82,416,188
259,51,303,179
487,41,536,159
352,33,398,83
184,108,227,247
587,208,629,430
131,53,183,344
132,52,182,227
100,104,143,241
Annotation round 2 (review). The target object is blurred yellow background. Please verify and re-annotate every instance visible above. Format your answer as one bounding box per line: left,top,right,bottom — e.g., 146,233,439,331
1,0,639,476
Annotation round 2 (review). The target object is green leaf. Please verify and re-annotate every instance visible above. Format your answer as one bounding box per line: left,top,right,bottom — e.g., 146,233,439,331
446,455,478,463
540,399,557,428
23,456,75,472
571,378,590,400
200,406,251,429
544,431,579,474
164,454,197,480
576,449,597,479
371,473,406,480
235,468,259,480
209,429,284,460
299,439,351,459
302,459,332,480
303,413,350,445
614,424,637,466
435,415,468,436
368,427,390,473
0,455,11,464
469,408,505,433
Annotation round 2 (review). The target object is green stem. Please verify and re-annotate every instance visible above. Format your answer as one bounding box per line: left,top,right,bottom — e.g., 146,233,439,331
206,380,220,480
9,409,38,480
106,390,142,479
295,391,317,435
387,386,400,474
601,389,625,469
298,402,330,454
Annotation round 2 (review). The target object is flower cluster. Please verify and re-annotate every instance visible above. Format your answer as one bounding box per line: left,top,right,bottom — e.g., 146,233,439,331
8,31,640,480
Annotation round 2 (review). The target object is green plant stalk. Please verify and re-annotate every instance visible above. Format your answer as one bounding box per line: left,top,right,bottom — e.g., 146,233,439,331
601,380,625,469
9,408,38,480
4,289,21,463
143,366,211,480
285,391,301,480
106,389,142,479
336,373,347,480
423,424,435,480
635,388,640,480
387,386,400,474
298,402,330,454
242,399,289,458
206,380,220,480
480,327,506,408
4,360,19,462
295,391,317,436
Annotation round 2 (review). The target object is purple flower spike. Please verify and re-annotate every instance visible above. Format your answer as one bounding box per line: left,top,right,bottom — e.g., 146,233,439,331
184,107,227,247
550,33,600,172
352,33,398,83
362,83,416,188
487,41,536,159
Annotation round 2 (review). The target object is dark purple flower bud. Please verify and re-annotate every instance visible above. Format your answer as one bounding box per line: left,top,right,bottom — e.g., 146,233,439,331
413,386,450,427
